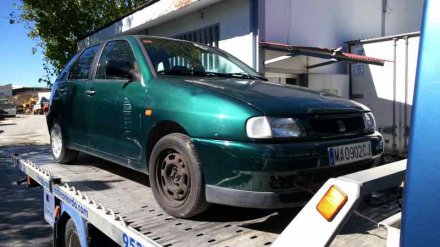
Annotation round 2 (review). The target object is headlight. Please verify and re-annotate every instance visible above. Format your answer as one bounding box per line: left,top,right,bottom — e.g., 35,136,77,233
362,112,376,133
246,116,305,139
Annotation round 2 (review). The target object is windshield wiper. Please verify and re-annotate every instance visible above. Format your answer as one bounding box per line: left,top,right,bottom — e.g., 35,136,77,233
158,69,220,77
225,73,257,80
158,69,192,76
158,70,267,81
222,73,268,81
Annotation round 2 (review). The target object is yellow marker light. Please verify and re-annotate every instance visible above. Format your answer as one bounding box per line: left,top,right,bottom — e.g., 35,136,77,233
145,109,153,116
316,185,348,222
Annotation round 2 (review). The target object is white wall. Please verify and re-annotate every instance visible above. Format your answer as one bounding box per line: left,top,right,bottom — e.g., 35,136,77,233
263,0,423,74
308,74,349,98
148,0,254,67
385,0,424,36
351,35,419,155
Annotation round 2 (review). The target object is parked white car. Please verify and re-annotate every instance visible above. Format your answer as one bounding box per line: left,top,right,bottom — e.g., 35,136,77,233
0,99,17,117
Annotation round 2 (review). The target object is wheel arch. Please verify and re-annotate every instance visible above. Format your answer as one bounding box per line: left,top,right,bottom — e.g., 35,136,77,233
58,202,89,247
46,113,57,132
54,211,70,246
146,120,189,167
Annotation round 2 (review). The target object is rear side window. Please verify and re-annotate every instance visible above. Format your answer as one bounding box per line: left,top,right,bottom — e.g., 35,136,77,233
57,53,80,81
95,40,136,80
69,45,100,80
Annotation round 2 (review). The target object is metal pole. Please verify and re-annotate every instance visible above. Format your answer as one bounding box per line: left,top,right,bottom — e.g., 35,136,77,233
392,38,397,154
404,36,409,152
348,43,353,99
381,0,387,36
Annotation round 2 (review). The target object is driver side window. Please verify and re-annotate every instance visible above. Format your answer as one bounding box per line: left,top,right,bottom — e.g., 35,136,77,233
95,40,136,80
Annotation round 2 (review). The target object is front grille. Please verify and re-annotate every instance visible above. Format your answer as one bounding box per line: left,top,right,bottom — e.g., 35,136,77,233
306,114,364,138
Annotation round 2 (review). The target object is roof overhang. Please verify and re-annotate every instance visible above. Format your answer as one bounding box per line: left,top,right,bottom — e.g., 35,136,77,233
260,41,386,69
79,0,223,49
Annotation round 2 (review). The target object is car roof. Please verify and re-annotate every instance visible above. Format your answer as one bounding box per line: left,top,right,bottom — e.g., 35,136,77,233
81,35,194,51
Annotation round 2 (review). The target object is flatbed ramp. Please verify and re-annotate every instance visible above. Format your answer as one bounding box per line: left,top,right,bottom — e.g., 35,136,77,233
5,145,400,246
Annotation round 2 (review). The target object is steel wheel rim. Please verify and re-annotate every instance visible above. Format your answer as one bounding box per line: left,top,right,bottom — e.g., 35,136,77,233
51,124,62,159
157,150,190,206
68,231,81,247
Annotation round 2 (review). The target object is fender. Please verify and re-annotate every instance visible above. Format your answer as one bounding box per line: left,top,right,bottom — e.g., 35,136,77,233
59,201,89,247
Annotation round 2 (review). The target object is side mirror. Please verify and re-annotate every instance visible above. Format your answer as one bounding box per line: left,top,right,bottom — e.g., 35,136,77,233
106,60,131,80
106,60,141,82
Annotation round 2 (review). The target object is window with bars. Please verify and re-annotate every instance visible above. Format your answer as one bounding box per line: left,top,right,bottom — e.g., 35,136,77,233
174,24,220,47
173,25,220,71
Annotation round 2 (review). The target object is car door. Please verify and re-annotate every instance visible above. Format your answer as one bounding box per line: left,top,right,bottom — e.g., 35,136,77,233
88,39,144,166
62,45,100,148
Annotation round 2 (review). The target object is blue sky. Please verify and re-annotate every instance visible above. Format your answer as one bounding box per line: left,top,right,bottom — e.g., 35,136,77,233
0,0,51,88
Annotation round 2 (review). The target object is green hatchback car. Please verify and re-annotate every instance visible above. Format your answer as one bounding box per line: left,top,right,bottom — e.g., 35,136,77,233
48,35,383,218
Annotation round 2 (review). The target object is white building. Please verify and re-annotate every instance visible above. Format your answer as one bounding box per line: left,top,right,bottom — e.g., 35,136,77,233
0,84,12,98
79,0,423,88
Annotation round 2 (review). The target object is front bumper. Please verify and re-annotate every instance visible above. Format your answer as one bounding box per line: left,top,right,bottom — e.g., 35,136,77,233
192,132,383,208
205,158,381,208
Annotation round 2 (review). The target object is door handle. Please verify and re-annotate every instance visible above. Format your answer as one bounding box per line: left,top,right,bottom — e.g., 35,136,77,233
85,89,96,96
57,88,66,93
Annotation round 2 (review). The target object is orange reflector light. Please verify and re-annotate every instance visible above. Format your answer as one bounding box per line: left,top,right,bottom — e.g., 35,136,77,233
145,109,153,116
316,185,348,222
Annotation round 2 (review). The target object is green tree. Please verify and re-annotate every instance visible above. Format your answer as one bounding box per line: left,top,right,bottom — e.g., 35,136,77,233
11,0,150,86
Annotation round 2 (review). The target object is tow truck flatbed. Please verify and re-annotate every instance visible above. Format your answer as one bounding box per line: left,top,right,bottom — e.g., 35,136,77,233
5,145,401,246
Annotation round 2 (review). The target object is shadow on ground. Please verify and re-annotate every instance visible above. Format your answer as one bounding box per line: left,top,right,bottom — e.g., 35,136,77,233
0,151,52,246
0,123,16,126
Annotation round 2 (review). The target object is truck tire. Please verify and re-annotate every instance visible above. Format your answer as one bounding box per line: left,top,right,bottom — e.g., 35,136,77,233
64,219,81,247
50,121,78,164
149,133,209,218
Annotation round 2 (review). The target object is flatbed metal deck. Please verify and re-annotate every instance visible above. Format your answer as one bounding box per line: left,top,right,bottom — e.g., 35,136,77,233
5,145,401,246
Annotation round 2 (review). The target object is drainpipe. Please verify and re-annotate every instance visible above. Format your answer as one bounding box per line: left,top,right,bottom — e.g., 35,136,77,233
250,0,258,70
381,0,387,36
404,36,409,153
392,38,397,154
347,42,353,99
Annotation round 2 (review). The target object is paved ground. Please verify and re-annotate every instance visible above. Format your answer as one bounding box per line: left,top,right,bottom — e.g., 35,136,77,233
0,115,49,146
0,115,51,247
0,115,400,246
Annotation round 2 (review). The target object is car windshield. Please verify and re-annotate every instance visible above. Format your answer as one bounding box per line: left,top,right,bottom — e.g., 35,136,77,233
141,38,265,80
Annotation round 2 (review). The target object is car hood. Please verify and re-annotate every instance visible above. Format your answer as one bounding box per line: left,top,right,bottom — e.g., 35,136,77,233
163,76,369,115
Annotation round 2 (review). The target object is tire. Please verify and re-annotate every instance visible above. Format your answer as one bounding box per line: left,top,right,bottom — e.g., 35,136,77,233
149,133,209,218
64,219,81,247
50,121,78,164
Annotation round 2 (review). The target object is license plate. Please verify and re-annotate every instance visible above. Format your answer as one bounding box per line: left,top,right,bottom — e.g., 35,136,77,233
328,142,372,166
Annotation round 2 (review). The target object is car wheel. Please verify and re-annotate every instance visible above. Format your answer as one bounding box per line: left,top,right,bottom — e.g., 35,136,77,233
64,219,81,247
149,133,209,218
50,121,78,163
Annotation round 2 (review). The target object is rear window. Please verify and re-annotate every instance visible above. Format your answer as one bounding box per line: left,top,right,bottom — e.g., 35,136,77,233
57,53,80,81
69,45,100,80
